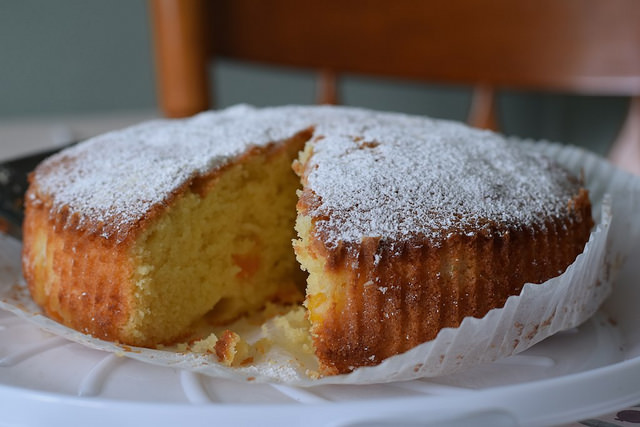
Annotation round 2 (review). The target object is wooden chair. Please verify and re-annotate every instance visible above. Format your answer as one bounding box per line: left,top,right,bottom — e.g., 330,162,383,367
149,0,640,174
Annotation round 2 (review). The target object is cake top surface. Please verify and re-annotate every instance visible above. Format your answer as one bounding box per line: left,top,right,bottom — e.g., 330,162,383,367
31,104,582,243
305,116,581,246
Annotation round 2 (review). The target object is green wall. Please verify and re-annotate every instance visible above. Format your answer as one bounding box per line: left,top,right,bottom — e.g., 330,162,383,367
0,1,155,116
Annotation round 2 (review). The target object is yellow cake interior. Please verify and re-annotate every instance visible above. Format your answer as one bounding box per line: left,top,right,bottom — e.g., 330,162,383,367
123,137,307,345
292,144,345,333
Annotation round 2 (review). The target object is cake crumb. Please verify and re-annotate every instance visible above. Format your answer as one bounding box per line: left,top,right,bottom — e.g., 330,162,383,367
214,330,250,367
261,306,313,355
190,333,219,354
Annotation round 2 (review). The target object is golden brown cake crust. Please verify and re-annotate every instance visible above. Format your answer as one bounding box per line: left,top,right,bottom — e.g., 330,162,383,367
22,192,136,341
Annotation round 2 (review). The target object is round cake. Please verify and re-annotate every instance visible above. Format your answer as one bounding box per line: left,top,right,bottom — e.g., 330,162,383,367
21,105,593,375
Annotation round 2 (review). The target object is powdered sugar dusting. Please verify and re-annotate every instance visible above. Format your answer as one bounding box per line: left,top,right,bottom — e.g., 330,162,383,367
33,105,315,240
32,104,581,244
304,116,581,245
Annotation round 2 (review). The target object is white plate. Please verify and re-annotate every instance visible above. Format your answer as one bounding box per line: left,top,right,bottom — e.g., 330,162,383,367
2,252,640,427
1,142,640,426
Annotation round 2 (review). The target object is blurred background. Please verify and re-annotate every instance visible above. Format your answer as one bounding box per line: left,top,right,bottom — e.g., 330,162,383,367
0,1,631,160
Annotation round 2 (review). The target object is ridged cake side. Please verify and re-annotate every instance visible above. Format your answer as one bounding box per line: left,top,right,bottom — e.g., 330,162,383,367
22,197,136,341
295,194,593,374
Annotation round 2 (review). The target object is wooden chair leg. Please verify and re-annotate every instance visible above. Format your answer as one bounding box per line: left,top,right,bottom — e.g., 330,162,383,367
468,84,499,131
149,0,211,118
609,96,640,176
316,69,339,105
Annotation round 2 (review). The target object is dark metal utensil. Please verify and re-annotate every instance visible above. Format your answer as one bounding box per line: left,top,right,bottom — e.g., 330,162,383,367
0,145,72,239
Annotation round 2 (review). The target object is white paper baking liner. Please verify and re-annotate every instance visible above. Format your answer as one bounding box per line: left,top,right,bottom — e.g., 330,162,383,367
1,140,638,387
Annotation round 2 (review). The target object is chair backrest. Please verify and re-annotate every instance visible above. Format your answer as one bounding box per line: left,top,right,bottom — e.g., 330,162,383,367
150,0,640,172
